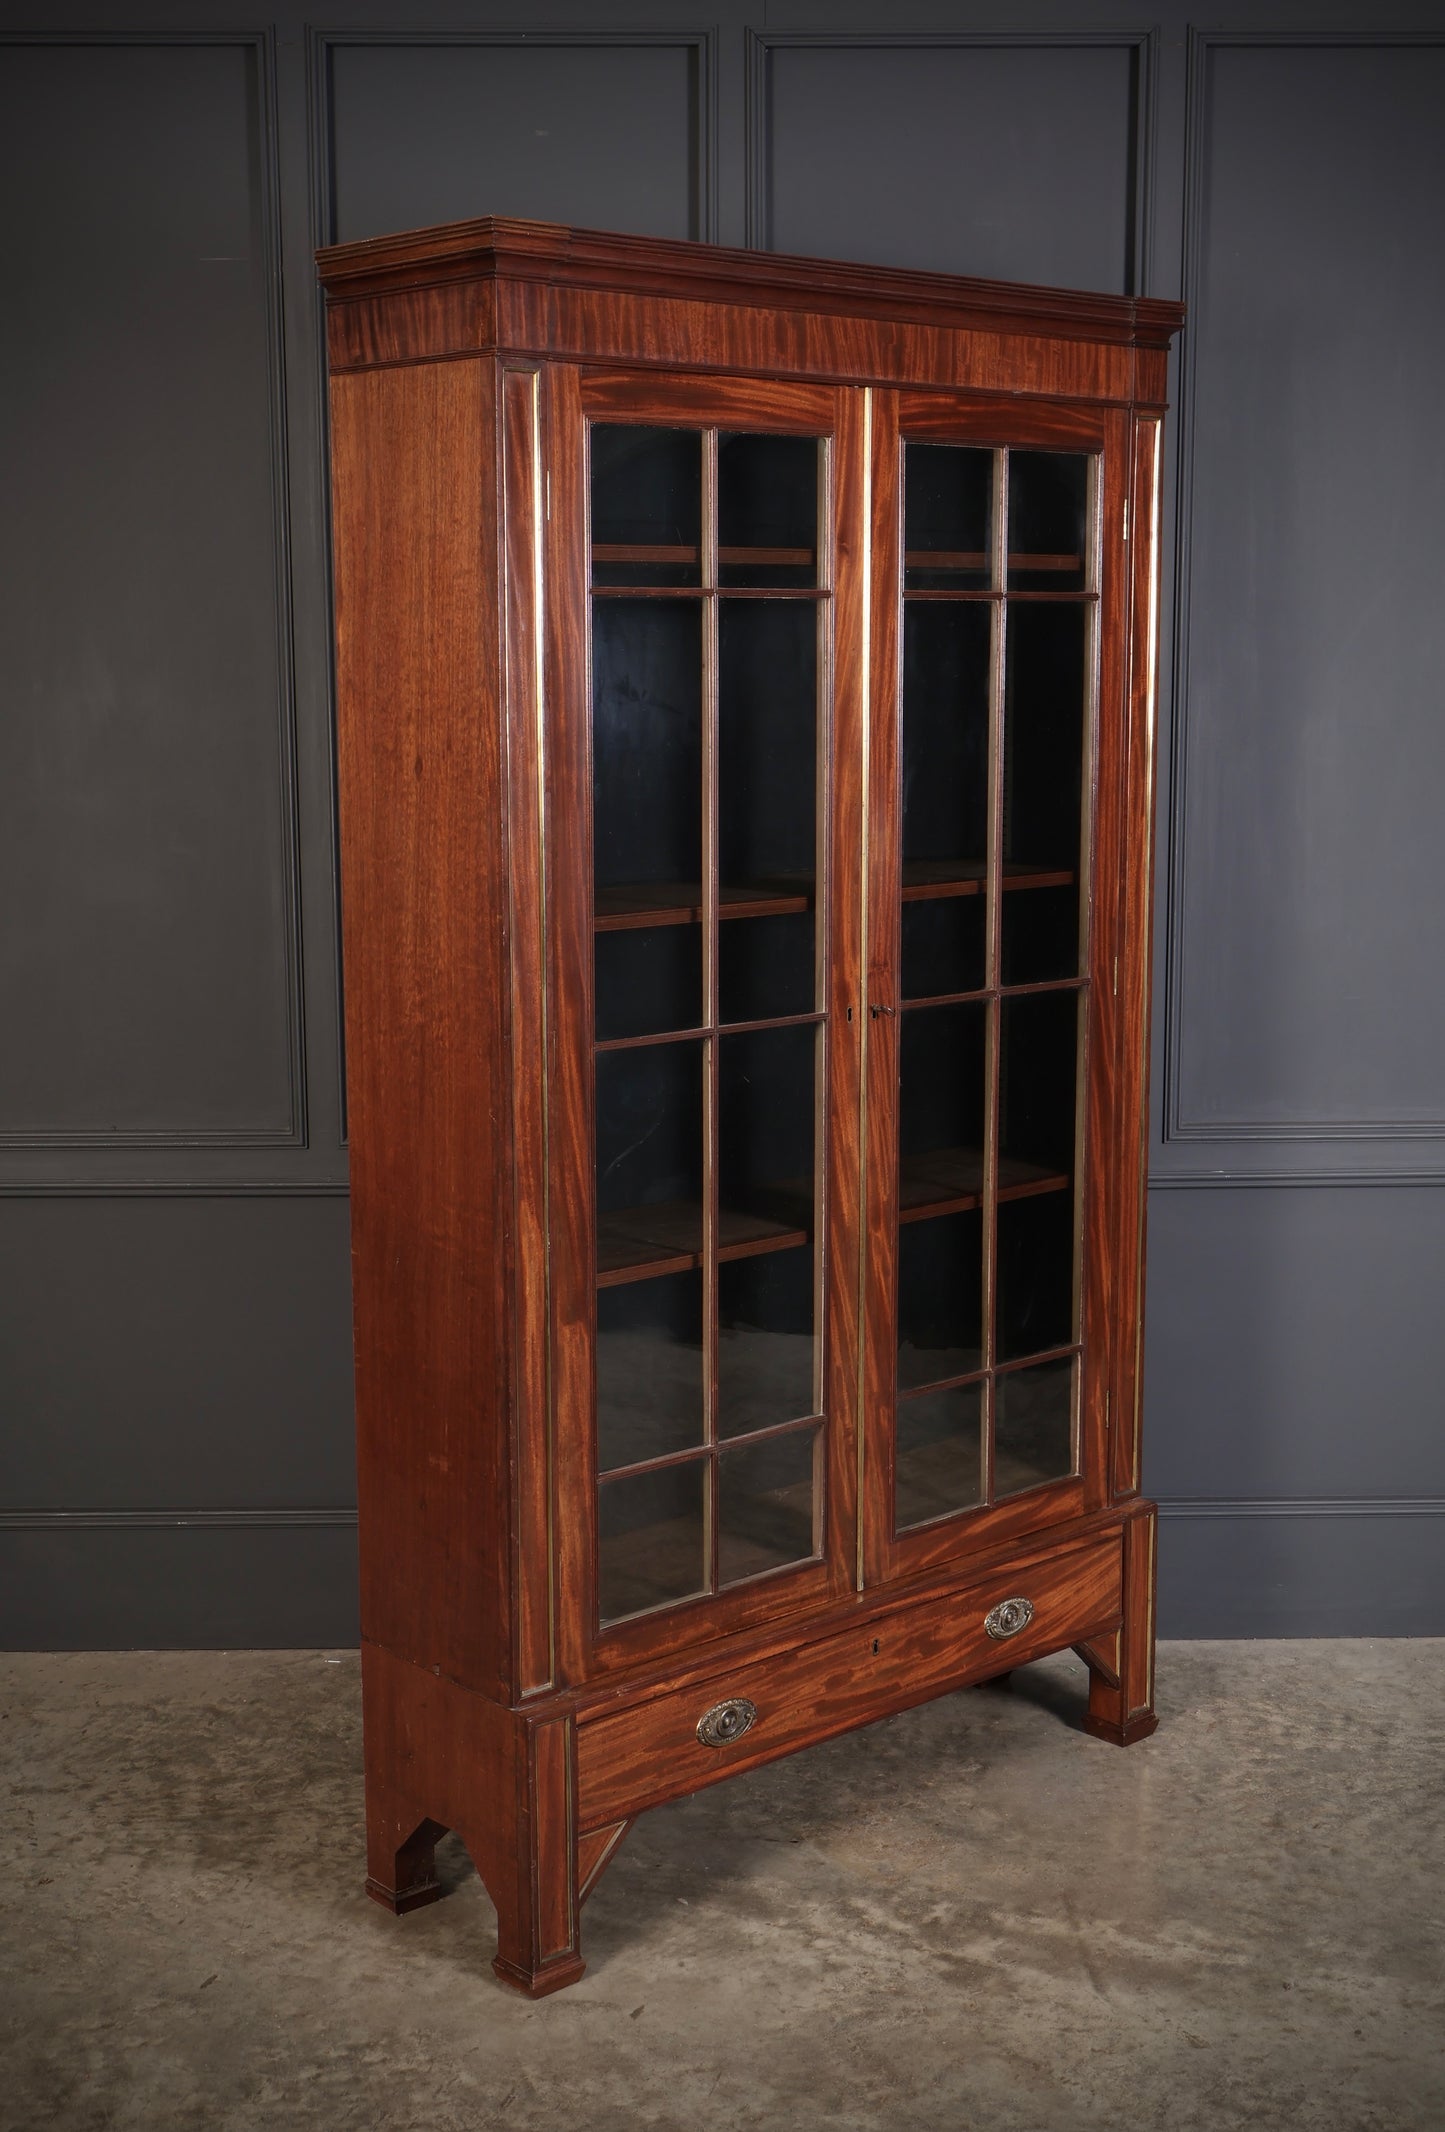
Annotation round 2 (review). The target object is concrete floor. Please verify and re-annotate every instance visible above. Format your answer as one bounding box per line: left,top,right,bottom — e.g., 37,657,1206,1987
1,1644,1441,2132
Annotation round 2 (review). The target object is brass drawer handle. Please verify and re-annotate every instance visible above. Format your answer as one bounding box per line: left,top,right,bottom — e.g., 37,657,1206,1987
984,1596,1035,1641
697,1698,757,1748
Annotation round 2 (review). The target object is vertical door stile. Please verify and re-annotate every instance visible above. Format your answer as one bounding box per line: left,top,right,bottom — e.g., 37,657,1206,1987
1117,409,1165,1502
1083,404,1135,1515
500,362,555,1698
981,445,1008,1511
813,428,830,1550
541,362,592,1688
858,386,874,1593
859,388,901,1588
701,426,720,1594
822,383,867,1595
1076,439,1111,1511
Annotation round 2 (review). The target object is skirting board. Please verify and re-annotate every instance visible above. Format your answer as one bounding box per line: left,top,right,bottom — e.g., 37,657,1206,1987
0,1518,360,1650
1154,1501,1445,1638
0,1504,1441,1648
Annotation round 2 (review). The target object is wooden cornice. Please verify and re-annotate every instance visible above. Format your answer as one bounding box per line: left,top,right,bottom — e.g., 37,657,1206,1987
317,214,1185,349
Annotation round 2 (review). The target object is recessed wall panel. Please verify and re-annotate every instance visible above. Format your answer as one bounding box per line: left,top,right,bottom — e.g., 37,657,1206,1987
763,42,1136,289
0,1196,356,1510
328,43,700,243
1143,1183,1445,1504
0,44,295,1140
1175,43,1445,1135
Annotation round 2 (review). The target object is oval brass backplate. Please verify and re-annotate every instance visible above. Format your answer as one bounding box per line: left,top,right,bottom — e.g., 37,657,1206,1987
696,1697,757,1748
984,1596,1035,1641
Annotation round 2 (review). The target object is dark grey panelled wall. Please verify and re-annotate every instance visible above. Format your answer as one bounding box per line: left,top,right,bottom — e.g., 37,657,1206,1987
2,2,1442,1646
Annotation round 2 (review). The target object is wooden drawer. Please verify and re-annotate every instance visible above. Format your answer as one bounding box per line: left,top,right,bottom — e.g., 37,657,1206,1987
576,1532,1122,1832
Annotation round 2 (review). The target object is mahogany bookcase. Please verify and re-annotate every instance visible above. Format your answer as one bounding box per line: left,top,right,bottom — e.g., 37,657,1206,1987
317,217,1183,1996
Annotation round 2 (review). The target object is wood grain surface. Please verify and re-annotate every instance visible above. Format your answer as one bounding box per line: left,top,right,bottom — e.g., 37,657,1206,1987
330,356,515,1702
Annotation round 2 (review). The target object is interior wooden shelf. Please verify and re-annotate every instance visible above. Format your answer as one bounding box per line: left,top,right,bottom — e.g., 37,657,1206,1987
596,879,814,930
597,867,1070,929
900,860,1075,901
592,543,816,567
597,1197,811,1286
590,544,1078,573
903,550,1081,573
897,1147,1069,1223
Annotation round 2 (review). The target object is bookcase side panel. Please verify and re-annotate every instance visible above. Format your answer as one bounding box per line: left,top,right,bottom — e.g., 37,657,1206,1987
330,352,514,1698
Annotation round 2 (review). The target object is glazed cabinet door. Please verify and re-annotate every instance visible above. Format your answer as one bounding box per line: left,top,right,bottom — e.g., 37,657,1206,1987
860,391,1130,1585
545,370,867,1681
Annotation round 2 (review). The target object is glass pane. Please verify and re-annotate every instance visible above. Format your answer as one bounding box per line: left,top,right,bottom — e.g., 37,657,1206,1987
997,990,1080,1361
998,989,1078,1177
717,1427,818,1585
901,603,991,891
901,895,986,1001
897,1209,984,1391
898,1000,988,1218
1002,603,1088,983
719,910,815,1025
598,1460,706,1623
595,1040,704,1280
719,600,817,894
994,1357,1075,1497
718,1023,817,1244
718,432,820,588
597,1271,703,1472
592,600,701,909
1001,886,1080,989
895,1381,984,1531
595,924,701,1041
591,424,701,587
904,442,993,589
1007,450,1088,590
718,1245,815,1439
997,1192,1076,1364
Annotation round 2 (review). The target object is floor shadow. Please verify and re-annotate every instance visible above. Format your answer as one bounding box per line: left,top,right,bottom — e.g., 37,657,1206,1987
432,1830,479,1897
984,1653,1095,1728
